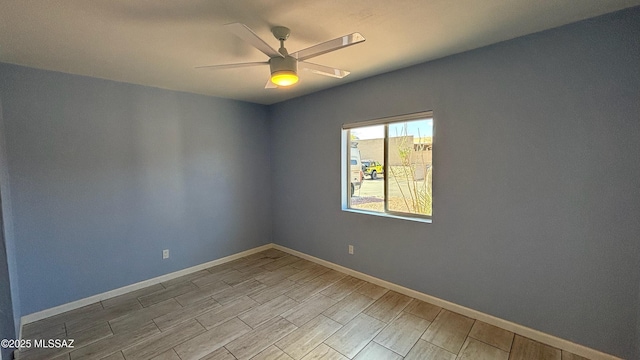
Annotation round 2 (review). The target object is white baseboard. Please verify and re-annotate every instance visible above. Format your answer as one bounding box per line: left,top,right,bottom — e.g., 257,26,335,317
272,244,622,360
20,244,272,326
20,242,621,360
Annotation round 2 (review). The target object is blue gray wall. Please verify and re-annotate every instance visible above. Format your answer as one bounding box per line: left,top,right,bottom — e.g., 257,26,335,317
0,200,15,360
0,97,19,358
269,8,640,359
0,64,272,316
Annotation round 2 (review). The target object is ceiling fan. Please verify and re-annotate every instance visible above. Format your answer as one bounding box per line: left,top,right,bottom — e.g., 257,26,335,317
196,23,365,88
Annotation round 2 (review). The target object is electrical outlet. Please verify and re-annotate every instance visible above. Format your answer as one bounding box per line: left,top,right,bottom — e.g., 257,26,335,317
162,249,169,259
348,245,354,255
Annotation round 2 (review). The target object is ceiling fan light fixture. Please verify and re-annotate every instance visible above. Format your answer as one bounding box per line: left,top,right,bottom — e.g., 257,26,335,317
270,55,298,87
271,70,299,86
197,23,365,90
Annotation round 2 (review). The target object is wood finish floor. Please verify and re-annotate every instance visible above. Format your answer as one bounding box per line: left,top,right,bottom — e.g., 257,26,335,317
17,249,591,360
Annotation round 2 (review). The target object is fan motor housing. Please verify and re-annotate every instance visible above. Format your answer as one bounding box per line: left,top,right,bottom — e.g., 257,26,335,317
272,26,291,41
270,55,297,75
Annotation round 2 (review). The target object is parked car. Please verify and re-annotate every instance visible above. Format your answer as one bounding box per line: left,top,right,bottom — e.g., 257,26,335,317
362,160,383,179
350,148,363,196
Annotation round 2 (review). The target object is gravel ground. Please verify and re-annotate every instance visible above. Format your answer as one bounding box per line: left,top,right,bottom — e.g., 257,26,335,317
351,196,414,213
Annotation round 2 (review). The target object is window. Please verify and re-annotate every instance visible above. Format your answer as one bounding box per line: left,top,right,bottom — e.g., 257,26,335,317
342,111,433,221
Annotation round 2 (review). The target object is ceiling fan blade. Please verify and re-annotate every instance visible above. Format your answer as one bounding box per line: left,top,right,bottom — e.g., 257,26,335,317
225,23,283,58
265,79,278,89
195,61,268,70
300,62,350,78
291,33,365,61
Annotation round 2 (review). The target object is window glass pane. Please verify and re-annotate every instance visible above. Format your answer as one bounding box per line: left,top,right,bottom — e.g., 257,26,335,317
387,119,433,216
350,125,384,212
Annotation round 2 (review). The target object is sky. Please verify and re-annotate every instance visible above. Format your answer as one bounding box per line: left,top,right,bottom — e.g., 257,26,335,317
351,118,433,140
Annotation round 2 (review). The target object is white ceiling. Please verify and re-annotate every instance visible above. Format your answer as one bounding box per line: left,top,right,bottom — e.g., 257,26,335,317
1,0,638,105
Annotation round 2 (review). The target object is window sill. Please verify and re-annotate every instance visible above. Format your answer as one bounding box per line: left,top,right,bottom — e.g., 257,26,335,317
342,208,432,224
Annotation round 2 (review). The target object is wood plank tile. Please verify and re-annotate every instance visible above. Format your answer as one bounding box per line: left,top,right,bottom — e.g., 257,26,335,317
174,280,231,306
300,344,348,360
240,264,271,277
211,279,266,305
17,345,68,360
173,318,251,360
373,312,431,356
238,294,299,328
252,345,295,360
262,248,290,258
233,257,276,272
21,321,65,340
52,354,71,360
101,284,163,308
161,270,210,288
320,276,365,301
19,346,72,360
218,269,261,286
322,292,375,325
209,258,248,272
230,254,258,264
248,279,298,304
20,322,112,360
263,250,287,259
468,320,514,352
195,296,259,330
23,303,103,334
256,266,301,286
65,298,142,334
16,348,72,360
510,335,561,360
149,349,181,360
276,315,342,360
69,321,160,360
122,320,205,360
404,339,456,360
324,313,386,358
287,264,331,283
225,316,297,360
237,250,271,260
313,270,347,284
458,337,509,360
283,294,337,327
102,352,126,360
261,255,302,271
67,321,113,344
355,282,388,300
191,271,231,288
421,310,474,354
138,281,198,307
153,297,220,331
561,351,590,360
353,342,403,360
249,252,282,262
199,347,237,360
404,299,442,321
241,252,269,261
290,259,317,270
286,276,338,303
206,259,247,275
23,252,588,360
55,302,105,323
363,290,412,323
109,298,182,334
22,353,68,360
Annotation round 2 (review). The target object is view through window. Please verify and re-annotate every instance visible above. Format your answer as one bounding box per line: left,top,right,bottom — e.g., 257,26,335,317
345,112,433,219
